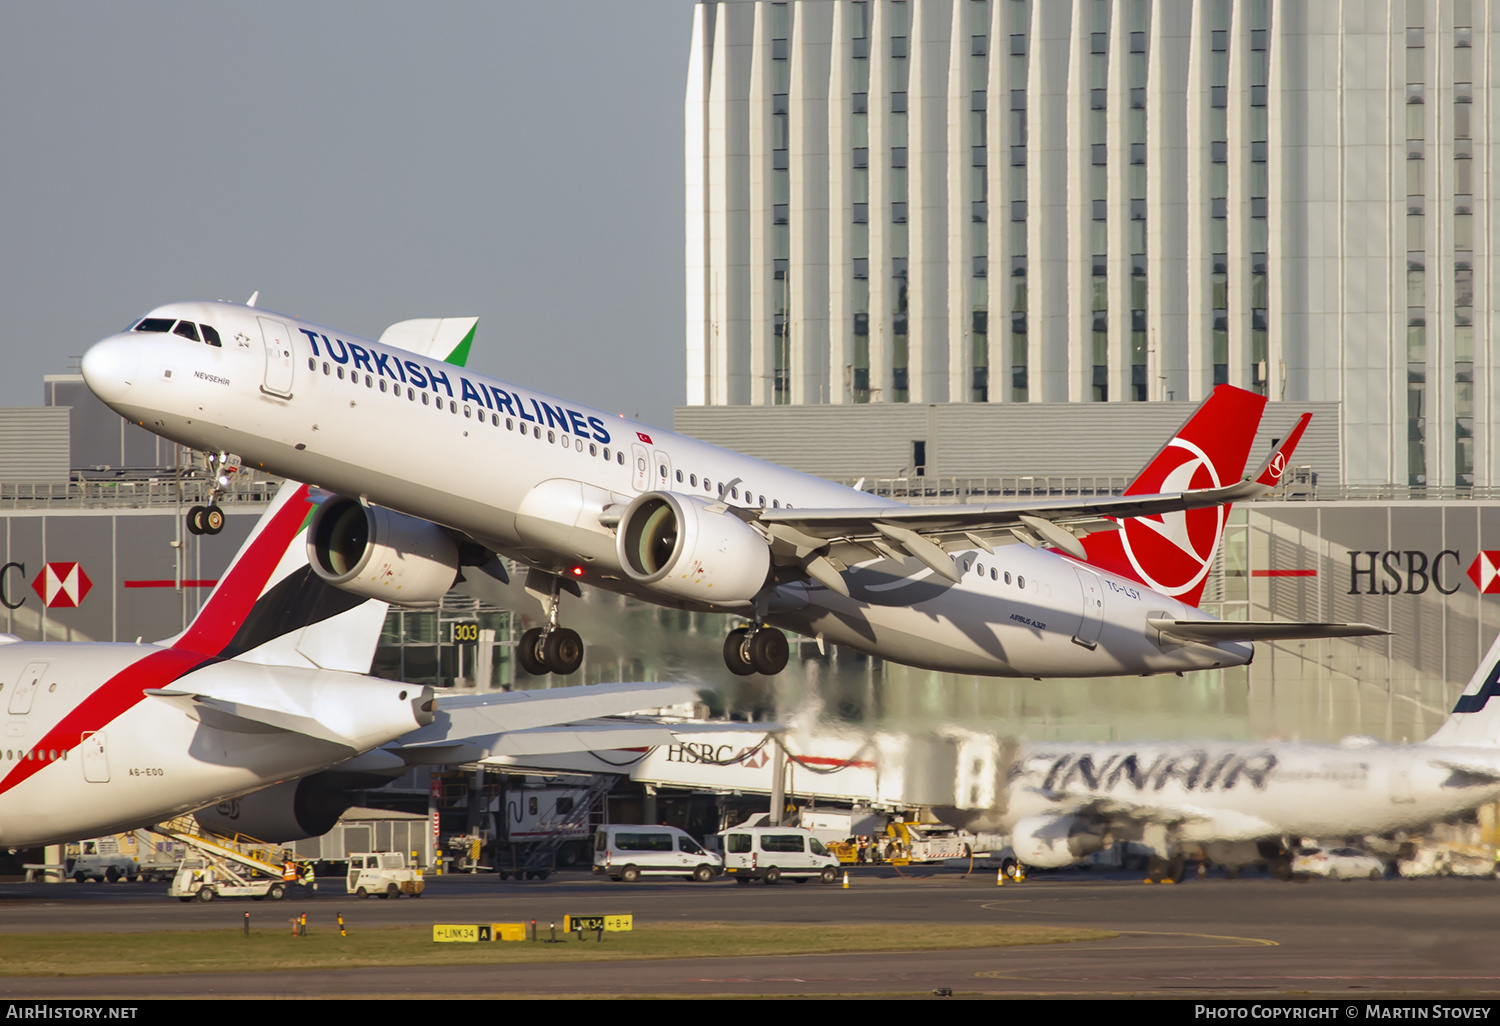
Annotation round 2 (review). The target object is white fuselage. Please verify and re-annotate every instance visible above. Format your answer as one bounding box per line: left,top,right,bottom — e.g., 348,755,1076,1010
83,302,1249,678
0,640,427,847
997,739,1500,844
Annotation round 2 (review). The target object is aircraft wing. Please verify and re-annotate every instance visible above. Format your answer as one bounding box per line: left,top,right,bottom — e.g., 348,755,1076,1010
393,680,697,760
750,480,1259,592
1147,618,1390,643
739,416,1312,593
393,718,682,765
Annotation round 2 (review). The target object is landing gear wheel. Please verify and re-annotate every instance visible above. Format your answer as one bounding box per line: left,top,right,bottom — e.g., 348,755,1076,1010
724,628,755,676
517,627,548,676
202,507,225,535
186,506,207,535
748,628,789,675
543,628,584,676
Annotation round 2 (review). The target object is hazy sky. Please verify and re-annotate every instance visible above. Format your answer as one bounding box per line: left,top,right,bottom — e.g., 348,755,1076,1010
0,1,694,428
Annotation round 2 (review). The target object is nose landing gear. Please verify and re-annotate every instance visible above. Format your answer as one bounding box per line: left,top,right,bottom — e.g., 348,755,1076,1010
724,625,789,676
185,452,240,536
185,505,225,536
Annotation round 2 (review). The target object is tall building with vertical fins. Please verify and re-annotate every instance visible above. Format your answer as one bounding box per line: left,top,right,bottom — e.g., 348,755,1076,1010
685,0,1495,490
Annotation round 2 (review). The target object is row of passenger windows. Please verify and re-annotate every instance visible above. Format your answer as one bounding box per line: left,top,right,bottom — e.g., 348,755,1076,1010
6,747,63,762
962,558,1026,588
309,356,801,504
310,357,628,465
134,317,222,347
667,469,789,509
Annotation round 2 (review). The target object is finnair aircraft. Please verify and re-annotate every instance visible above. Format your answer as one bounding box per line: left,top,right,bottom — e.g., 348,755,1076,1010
82,301,1379,682
939,634,1500,882
0,479,691,848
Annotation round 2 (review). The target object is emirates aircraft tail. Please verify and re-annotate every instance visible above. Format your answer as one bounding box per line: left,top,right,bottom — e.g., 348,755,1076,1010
161,481,383,673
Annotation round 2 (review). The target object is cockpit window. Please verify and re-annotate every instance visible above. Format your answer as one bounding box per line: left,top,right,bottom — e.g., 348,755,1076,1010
134,318,174,333
200,324,222,347
172,321,201,342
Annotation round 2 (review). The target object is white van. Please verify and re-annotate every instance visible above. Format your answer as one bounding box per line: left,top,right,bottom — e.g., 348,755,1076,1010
718,826,840,884
593,825,722,882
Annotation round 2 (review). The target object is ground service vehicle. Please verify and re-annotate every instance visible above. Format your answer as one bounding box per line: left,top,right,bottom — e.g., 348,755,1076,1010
347,852,424,898
168,857,288,902
719,826,840,884
69,838,139,883
1290,846,1386,880
593,825,721,882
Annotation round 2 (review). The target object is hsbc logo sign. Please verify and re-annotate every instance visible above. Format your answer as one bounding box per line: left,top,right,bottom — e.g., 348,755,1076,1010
1346,550,1492,596
32,562,93,608
0,561,95,610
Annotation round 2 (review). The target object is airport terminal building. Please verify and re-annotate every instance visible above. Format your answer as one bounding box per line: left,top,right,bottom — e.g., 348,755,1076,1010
685,0,1495,493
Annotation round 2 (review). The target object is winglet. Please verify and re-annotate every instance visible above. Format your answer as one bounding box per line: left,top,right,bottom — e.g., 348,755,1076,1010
377,317,479,367
1250,413,1312,487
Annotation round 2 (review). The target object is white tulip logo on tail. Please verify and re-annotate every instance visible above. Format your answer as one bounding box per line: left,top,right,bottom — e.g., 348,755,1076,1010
1117,439,1225,599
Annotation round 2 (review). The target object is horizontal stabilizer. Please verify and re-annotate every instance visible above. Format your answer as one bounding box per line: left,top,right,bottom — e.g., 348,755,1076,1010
1428,757,1500,786
1147,617,1390,643
145,689,356,747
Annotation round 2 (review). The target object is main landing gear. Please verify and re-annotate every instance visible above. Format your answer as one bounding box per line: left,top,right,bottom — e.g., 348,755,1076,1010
516,570,584,676
723,624,789,676
517,625,584,677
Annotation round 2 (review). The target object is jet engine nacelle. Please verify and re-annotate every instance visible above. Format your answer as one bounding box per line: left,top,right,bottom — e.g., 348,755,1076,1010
615,491,772,607
1009,814,1107,869
307,496,459,609
194,778,353,842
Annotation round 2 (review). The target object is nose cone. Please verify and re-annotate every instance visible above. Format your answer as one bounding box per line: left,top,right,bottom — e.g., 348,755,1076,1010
81,336,140,409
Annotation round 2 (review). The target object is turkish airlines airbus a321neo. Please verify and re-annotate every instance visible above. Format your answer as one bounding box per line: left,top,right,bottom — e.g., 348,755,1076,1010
81,301,1381,682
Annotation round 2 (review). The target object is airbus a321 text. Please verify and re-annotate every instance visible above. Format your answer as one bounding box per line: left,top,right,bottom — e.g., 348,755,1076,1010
82,301,1382,682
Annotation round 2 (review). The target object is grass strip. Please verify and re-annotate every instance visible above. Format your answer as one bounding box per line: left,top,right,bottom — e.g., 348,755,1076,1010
0,922,1115,977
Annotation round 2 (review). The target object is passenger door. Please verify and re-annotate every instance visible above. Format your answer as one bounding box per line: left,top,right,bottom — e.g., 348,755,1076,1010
80,731,108,783
258,317,295,398
7,662,44,715
1072,565,1105,648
